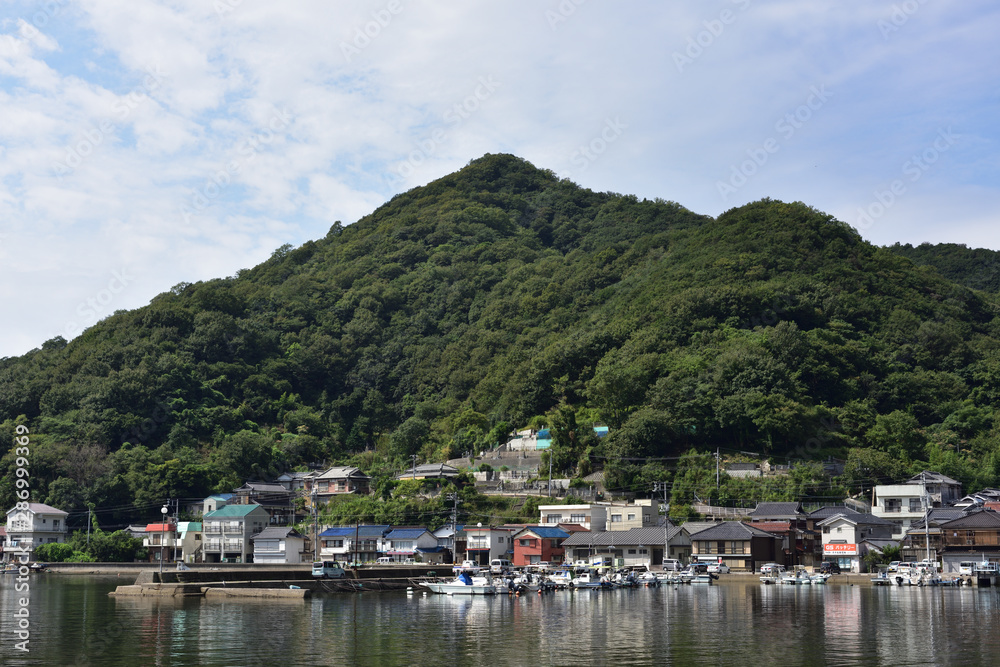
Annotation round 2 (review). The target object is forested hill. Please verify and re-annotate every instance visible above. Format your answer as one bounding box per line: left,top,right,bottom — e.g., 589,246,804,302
886,242,1000,294
3,153,1000,524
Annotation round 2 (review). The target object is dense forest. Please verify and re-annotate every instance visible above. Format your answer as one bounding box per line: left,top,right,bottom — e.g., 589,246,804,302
3,154,1000,529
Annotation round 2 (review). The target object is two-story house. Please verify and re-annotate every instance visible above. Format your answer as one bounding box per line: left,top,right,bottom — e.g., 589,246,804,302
817,512,896,572
252,527,306,564
202,504,270,563
313,466,371,501
606,500,659,531
539,504,607,531
4,503,69,561
231,482,295,526
873,471,963,540
688,521,780,572
560,526,692,566
319,525,389,562
383,528,439,562
462,525,513,565
936,508,1000,572
143,521,178,564
511,526,570,566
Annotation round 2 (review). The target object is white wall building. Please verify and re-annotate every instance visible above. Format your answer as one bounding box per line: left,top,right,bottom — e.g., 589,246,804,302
4,503,68,562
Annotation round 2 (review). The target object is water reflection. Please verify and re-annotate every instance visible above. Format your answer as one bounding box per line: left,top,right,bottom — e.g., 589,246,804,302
5,576,1000,665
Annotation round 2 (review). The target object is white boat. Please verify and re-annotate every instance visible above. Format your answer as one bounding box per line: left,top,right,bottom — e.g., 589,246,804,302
690,573,714,585
424,569,497,595
809,573,830,585
759,564,785,584
570,571,612,589
780,568,812,585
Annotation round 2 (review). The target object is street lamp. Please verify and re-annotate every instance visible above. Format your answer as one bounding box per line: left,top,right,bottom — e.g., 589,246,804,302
159,505,168,577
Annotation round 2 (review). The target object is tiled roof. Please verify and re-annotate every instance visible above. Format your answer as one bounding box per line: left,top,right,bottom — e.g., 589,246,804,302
808,506,866,520
513,526,570,539
940,509,1000,529
385,528,432,539
750,502,804,518
816,512,894,527
317,466,369,480
907,470,961,486
145,523,173,532
236,482,289,493
561,526,686,547
690,522,775,541
6,503,68,516
751,521,792,533
396,463,459,479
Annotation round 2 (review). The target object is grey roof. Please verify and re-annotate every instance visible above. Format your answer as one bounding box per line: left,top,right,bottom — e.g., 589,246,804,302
681,522,723,536
236,482,289,494
808,506,868,521
750,502,804,518
317,466,369,480
561,526,687,547
816,512,895,527
909,508,967,529
940,508,1000,529
253,527,304,540
688,522,776,541
396,463,458,479
907,470,961,486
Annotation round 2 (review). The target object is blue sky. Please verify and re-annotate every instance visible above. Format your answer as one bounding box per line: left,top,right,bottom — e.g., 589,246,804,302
1,0,998,358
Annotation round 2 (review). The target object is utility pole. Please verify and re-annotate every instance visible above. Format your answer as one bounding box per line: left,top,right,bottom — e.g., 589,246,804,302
411,454,418,479
312,487,319,562
548,451,553,498
653,482,670,566
716,448,720,491
446,492,460,562
923,471,931,566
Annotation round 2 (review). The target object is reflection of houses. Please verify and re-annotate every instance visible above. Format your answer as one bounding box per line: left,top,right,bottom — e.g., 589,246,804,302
313,466,371,500
4,503,69,562
873,471,963,540
817,512,895,573
688,522,780,571
252,527,306,564
202,504,270,563
396,463,459,480
511,526,570,566
560,526,692,566
232,482,296,526
319,525,389,562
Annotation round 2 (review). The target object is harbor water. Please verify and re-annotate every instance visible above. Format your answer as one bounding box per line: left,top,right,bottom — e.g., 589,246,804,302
3,575,1000,666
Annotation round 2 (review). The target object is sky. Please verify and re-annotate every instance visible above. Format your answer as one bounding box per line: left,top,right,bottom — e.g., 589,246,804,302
1,0,998,359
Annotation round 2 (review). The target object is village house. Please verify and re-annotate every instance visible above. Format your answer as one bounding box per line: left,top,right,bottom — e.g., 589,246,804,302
935,508,1000,572
312,466,371,499
689,521,780,571
252,526,307,564
873,470,963,540
143,521,178,565
560,526,692,566
383,528,439,562
539,504,607,531
606,500,658,531
748,501,818,568
176,521,203,563
4,503,69,562
202,504,270,563
817,512,895,573
462,525,513,565
231,482,296,526
276,470,321,493
395,463,460,480
511,526,570,566
319,525,389,562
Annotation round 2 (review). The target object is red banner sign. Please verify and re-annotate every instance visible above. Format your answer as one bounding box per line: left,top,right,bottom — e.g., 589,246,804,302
823,543,857,555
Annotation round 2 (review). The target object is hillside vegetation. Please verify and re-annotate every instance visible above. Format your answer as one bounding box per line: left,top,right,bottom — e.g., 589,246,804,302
3,154,1000,527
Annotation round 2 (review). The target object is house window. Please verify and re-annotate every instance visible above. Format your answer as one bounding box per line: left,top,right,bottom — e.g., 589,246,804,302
53,520,60,530
570,514,587,524
628,549,637,555
731,541,743,555
643,515,650,524
884,499,901,513
520,539,532,547
627,514,636,522
909,498,923,512
639,549,647,555
611,515,622,523
498,537,504,543
546,514,563,524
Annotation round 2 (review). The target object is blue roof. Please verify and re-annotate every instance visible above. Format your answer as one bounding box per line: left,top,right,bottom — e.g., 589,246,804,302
524,526,570,539
320,527,354,537
593,426,609,437
416,546,445,553
386,528,430,539
321,525,389,538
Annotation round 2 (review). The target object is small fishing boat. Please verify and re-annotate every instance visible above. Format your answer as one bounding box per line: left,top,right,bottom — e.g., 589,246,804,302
424,567,497,595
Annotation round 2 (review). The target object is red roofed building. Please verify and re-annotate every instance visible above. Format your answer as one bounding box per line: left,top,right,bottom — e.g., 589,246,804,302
143,522,178,564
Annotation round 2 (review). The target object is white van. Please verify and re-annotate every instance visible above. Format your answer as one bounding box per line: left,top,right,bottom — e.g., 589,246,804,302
376,556,393,565
959,561,976,575
490,558,512,573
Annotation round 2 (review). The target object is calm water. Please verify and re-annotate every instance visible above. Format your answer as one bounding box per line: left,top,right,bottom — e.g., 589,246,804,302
2,575,1000,666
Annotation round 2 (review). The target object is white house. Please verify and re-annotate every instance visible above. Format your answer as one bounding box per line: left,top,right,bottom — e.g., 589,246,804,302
818,513,896,573
462,525,513,565
873,471,962,540
319,525,389,562
202,504,270,563
539,504,608,531
252,527,306,564
383,528,439,562
4,503,69,561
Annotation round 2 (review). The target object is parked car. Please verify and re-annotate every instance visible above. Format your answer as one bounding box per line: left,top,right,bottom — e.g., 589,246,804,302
819,562,841,574
706,563,730,574
687,563,708,574
887,561,901,573
660,559,683,572
759,563,784,575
